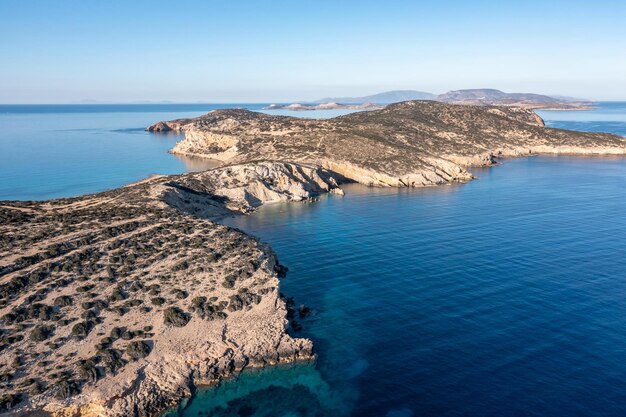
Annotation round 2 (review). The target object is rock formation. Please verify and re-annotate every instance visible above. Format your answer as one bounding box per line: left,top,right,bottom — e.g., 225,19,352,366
149,101,626,187
0,163,344,416
3,101,625,416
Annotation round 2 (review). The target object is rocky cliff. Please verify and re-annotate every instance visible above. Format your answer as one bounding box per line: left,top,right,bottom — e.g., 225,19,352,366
3,101,626,416
0,162,344,416
149,101,626,187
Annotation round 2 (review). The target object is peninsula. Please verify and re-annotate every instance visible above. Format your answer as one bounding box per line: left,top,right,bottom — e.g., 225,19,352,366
149,101,624,187
2,101,626,416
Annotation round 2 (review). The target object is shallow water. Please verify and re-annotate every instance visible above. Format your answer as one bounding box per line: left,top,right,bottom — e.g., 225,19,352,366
0,104,357,201
167,103,626,417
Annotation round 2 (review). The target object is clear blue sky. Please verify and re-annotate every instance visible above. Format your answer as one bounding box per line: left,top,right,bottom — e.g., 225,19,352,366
1,0,625,103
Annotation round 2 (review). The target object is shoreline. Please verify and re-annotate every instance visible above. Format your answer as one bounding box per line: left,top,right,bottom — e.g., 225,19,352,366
3,101,626,416
0,163,337,417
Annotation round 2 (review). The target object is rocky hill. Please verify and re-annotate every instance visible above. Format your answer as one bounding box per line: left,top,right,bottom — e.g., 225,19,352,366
436,88,593,109
0,162,343,416
304,89,592,109
149,100,625,187
3,101,625,416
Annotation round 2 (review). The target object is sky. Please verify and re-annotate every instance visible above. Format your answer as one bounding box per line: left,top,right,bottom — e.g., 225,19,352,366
1,0,625,103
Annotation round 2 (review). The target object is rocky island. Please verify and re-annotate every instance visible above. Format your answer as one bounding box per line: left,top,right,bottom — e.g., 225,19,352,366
149,101,625,187
263,102,382,111
277,89,594,111
2,101,626,416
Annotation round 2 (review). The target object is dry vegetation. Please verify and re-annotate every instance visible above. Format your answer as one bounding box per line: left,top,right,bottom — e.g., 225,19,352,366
0,164,324,415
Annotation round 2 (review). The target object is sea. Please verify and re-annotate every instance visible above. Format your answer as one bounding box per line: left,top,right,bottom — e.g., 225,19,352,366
0,103,357,201
2,102,626,416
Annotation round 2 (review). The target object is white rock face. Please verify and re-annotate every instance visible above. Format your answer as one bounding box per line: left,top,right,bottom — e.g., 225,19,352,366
158,161,344,217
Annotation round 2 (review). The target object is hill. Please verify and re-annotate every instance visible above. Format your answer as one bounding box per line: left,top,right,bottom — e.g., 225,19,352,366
436,88,592,109
315,90,436,104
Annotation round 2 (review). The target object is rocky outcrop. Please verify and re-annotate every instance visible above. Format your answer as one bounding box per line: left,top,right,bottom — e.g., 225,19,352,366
4,100,625,417
321,159,473,187
145,119,190,133
158,161,346,216
148,100,626,188
0,163,333,416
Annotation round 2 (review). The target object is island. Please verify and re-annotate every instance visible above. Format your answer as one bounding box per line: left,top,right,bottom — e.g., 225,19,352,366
262,102,382,111
275,89,594,111
2,101,625,416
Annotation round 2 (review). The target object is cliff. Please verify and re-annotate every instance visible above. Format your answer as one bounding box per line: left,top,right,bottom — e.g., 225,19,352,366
3,101,625,416
149,101,626,187
0,162,344,416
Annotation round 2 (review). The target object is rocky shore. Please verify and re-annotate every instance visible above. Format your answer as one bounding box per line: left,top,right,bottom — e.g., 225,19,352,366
2,101,626,416
148,101,626,188
0,163,343,416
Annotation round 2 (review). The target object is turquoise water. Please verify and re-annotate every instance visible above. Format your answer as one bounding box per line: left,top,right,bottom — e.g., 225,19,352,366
166,103,626,417
4,102,626,416
0,104,357,201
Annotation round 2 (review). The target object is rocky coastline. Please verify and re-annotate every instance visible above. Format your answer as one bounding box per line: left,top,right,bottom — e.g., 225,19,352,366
0,163,343,417
2,101,626,416
148,101,626,188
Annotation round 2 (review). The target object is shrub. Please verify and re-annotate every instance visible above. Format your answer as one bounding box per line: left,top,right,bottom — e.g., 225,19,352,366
76,359,100,383
171,260,189,271
125,340,152,360
108,288,127,302
172,289,188,299
0,393,22,411
71,321,94,339
76,284,94,293
53,295,73,307
29,382,45,395
109,327,123,339
163,307,190,327
151,297,166,306
52,379,79,399
97,349,126,374
111,306,127,316
121,330,134,340
30,325,55,342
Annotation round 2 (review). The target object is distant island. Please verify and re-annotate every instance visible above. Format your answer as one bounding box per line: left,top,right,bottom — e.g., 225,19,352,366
315,90,436,104
435,89,593,109
3,101,625,416
266,88,594,112
263,102,382,111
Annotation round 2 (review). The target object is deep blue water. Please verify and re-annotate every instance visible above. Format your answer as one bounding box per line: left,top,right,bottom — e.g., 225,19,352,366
164,103,626,417
4,101,626,416
0,104,357,201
